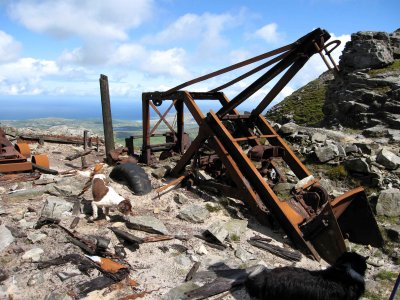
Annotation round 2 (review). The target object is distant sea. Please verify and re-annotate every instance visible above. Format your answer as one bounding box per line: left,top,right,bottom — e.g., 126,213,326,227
0,96,142,121
0,96,264,121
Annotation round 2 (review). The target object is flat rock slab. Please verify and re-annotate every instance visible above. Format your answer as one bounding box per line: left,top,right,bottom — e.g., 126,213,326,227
163,281,200,300
0,225,14,253
126,215,169,235
376,148,400,170
40,196,74,221
376,188,400,217
177,205,210,223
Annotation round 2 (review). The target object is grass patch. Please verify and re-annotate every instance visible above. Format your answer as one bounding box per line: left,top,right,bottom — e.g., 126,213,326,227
229,233,240,242
368,59,400,76
376,270,397,281
326,165,348,181
363,290,382,300
266,77,328,126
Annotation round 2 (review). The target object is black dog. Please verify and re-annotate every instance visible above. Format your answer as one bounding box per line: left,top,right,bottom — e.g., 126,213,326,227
246,252,368,300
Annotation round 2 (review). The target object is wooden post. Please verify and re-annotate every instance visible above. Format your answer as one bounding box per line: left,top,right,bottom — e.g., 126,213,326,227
99,74,115,165
125,136,134,156
81,130,89,168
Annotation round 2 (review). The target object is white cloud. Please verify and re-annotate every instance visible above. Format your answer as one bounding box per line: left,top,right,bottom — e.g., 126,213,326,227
8,0,153,40
108,43,146,65
0,30,21,62
254,23,283,44
141,48,189,78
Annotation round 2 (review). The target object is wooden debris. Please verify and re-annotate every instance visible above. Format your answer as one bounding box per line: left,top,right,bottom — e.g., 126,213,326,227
70,217,80,229
185,262,201,282
32,163,59,175
65,150,92,161
248,239,302,262
110,227,144,244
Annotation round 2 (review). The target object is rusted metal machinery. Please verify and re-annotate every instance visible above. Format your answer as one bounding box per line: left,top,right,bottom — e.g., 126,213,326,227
0,128,49,173
140,28,383,263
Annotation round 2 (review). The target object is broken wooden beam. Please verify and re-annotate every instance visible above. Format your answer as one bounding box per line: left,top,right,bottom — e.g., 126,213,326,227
65,150,92,161
248,239,302,262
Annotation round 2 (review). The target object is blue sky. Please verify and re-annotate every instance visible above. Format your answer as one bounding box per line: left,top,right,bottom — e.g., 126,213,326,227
0,0,399,119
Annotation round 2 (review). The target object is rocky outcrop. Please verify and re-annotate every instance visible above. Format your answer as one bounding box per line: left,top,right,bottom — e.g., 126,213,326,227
323,30,400,131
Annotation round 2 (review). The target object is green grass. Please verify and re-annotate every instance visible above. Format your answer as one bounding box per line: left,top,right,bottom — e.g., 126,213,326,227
376,271,397,281
363,290,383,300
205,203,222,212
326,165,348,181
266,77,327,126
368,59,400,76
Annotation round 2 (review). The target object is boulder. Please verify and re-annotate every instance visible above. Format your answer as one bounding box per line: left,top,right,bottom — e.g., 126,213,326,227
22,248,44,262
340,31,394,71
279,122,299,135
204,221,229,244
344,158,370,174
315,144,339,163
376,188,400,217
311,132,327,143
376,148,400,170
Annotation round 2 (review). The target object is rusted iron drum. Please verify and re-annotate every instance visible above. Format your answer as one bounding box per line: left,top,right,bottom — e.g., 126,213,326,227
15,143,31,158
32,154,49,169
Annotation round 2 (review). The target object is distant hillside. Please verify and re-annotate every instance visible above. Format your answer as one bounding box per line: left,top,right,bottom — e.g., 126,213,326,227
266,71,333,126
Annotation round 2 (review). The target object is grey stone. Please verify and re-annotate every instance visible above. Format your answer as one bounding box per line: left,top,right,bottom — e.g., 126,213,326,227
340,31,394,70
345,144,359,155
204,221,229,244
0,225,14,252
44,292,74,300
27,232,47,243
386,225,400,242
174,193,189,204
126,215,169,235
235,246,256,262
5,187,47,201
311,132,327,143
315,144,339,163
376,148,400,170
177,205,210,223
225,219,248,242
27,272,45,286
363,126,390,138
376,188,400,216
56,271,81,282
34,174,58,185
174,254,192,267
279,122,299,135
344,158,370,174
151,166,170,179
18,219,36,229
295,175,315,190
163,282,200,300
0,187,6,194
22,248,44,262
40,196,74,221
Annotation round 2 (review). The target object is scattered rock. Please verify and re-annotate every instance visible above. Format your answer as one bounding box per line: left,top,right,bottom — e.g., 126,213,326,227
174,193,189,204
363,126,390,138
177,205,210,223
224,219,248,242
174,254,192,267
196,244,208,256
315,144,339,163
235,246,256,262
344,144,359,155
22,248,44,262
344,158,371,174
151,166,170,179
56,270,81,282
386,225,400,243
376,148,400,170
311,132,327,143
376,188,400,216
163,282,200,300
44,292,74,300
39,196,74,221
5,187,47,201
27,232,47,243
0,225,14,252
204,222,229,244
34,174,58,185
27,272,45,287
273,183,295,199
126,215,169,235
295,175,315,190
279,122,299,135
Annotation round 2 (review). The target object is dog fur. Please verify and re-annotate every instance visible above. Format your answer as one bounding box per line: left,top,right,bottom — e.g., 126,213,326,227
90,173,132,221
246,252,367,300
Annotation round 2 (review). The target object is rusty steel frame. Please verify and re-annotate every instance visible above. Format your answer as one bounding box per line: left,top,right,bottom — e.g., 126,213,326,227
140,28,383,263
